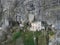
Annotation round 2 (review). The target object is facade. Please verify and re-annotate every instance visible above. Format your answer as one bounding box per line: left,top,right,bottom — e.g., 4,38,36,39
29,14,34,23
30,21,45,31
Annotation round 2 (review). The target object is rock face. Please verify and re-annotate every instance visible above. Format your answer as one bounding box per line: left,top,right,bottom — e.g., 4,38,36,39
0,0,60,45
0,0,60,23
0,29,7,45
0,30,6,42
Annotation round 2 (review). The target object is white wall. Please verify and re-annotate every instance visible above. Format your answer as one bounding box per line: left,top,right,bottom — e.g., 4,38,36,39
30,21,45,31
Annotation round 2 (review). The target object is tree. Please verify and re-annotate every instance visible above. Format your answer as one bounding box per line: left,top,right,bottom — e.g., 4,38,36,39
42,21,49,45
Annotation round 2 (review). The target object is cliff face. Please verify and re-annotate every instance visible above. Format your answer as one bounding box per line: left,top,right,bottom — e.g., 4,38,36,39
0,0,60,21
0,0,60,45
0,0,60,28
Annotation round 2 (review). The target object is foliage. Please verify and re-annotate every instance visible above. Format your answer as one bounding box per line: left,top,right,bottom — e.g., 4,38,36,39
49,31,55,36
12,31,21,41
23,31,34,45
34,31,42,37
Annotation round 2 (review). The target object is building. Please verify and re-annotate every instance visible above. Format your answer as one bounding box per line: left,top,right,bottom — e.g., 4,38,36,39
30,21,45,31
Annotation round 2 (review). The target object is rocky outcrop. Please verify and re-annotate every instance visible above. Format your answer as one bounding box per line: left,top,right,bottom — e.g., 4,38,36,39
0,0,60,45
